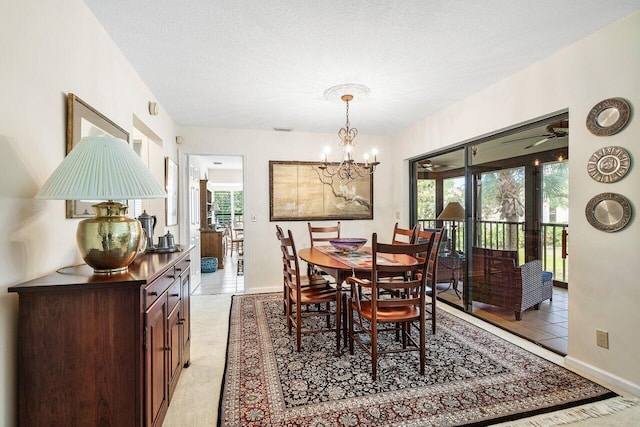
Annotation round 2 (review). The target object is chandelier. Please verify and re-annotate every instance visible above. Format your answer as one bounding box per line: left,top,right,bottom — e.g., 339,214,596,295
319,87,379,183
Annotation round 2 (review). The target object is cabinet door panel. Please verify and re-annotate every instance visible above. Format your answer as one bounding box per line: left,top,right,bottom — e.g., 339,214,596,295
167,304,182,401
145,297,168,427
181,269,191,366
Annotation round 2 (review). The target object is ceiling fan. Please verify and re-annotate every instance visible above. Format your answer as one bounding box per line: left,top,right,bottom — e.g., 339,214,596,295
418,159,461,171
418,160,445,170
502,119,569,149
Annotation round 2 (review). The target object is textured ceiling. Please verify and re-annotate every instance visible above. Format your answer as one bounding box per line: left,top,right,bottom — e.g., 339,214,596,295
84,1,640,135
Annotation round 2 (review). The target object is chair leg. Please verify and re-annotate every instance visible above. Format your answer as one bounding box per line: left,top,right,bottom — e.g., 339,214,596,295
296,304,302,351
342,293,348,349
515,311,522,321
326,302,331,328
283,283,287,316
348,299,354,355
371,324,378,381
286,293,292,334
420,318,426,375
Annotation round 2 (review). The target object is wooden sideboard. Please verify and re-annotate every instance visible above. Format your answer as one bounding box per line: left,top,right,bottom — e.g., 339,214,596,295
201,229,224,269
8,248,193,427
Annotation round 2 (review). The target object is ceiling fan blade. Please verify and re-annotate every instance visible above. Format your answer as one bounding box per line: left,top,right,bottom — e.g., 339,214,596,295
501,135,547,144
524,137,551,149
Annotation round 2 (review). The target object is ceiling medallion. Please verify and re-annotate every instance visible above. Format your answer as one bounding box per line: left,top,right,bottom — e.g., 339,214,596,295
585,192,632,233
587,146,630,183
323,83,371,101
586,97,631,136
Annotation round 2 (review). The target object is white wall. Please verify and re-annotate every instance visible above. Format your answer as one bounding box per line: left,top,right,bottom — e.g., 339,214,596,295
208,168,243,186
177,128,395,293
392,12,640,394
0,1,181,424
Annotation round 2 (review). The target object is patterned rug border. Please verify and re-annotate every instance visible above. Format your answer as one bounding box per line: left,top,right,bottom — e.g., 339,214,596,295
218,293,616,426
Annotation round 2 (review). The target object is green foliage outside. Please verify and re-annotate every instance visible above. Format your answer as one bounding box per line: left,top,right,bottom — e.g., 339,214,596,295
415,160,569,282
214,190,243,224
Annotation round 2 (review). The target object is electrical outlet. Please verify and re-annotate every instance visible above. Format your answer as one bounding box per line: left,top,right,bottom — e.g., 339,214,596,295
251,214,257,222
395,211,400,220
596,329,609,349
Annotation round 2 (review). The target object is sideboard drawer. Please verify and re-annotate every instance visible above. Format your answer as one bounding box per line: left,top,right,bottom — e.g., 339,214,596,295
144,273,174,309
175,257,191,276
167,279,181,313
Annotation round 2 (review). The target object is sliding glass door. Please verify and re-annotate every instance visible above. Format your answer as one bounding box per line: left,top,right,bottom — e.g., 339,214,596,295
410,113,570,354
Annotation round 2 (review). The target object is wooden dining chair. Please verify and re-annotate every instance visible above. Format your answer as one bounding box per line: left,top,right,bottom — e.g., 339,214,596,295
416,227,445,334
307,222,341,278
391,222,420,245
276,225,328,315
346,233,433,380
377,223,419,281
277,228,336,351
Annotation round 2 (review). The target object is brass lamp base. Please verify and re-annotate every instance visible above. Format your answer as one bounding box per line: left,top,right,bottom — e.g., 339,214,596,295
77,201,143,274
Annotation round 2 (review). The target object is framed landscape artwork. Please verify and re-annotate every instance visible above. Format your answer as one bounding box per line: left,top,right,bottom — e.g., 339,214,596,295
269,161,373,221
66,93,130,218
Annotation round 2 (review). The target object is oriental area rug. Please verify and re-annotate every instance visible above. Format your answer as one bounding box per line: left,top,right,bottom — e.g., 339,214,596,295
218,293,615,426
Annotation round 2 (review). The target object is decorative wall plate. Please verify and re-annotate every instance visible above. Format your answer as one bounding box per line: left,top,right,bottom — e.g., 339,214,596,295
585,192,632,232
587,146,631,183
586,97,630,136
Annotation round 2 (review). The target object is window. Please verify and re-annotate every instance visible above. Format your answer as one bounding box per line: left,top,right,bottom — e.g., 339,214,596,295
214,190,244,225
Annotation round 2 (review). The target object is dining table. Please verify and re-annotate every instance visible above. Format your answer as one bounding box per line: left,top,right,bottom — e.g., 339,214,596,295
298,245,420,356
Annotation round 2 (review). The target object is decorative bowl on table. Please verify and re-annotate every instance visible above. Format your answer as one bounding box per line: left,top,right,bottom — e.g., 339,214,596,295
329,238,367,252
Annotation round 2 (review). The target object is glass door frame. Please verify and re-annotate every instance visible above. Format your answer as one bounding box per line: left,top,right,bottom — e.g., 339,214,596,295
410,112,569,314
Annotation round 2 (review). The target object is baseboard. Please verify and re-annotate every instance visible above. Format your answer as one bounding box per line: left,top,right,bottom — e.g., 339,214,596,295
245,285,281,294
565,356,640,397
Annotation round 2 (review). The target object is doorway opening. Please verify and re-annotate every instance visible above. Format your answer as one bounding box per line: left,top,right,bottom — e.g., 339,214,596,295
188,154,245,295
411,112,569,354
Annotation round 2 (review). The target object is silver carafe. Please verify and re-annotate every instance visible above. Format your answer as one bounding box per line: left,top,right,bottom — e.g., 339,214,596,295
137,210,157,251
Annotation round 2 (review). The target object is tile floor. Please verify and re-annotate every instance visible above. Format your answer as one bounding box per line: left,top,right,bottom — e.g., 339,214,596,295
438,284,568,355
192,252,245,295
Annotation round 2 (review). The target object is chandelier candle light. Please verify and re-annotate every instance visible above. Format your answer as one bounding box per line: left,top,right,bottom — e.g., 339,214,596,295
35,135,167,274
319,84,379,182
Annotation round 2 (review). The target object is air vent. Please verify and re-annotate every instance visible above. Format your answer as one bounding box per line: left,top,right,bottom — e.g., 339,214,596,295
273,127,292,132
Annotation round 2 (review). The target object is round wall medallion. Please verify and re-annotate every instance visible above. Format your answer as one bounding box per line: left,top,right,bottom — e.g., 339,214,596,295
587,146,631,183
586,98,630,136
585,192,632,232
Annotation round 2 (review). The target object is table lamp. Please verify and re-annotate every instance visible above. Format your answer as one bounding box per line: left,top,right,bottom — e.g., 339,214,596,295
437,202,465,256
211,201,220,228
35,135,167,274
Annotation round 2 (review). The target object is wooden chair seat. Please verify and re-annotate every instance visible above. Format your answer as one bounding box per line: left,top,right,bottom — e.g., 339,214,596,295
301,276,329,287
290,286,336,304
355,301,420,322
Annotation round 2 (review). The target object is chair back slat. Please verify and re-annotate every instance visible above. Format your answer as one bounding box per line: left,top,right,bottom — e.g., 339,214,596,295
391,222,420,245
369,234,433,309
308,222,341,246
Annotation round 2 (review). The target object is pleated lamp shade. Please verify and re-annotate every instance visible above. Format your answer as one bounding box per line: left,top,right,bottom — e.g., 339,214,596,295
35,135,167,200
35,135,167,274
